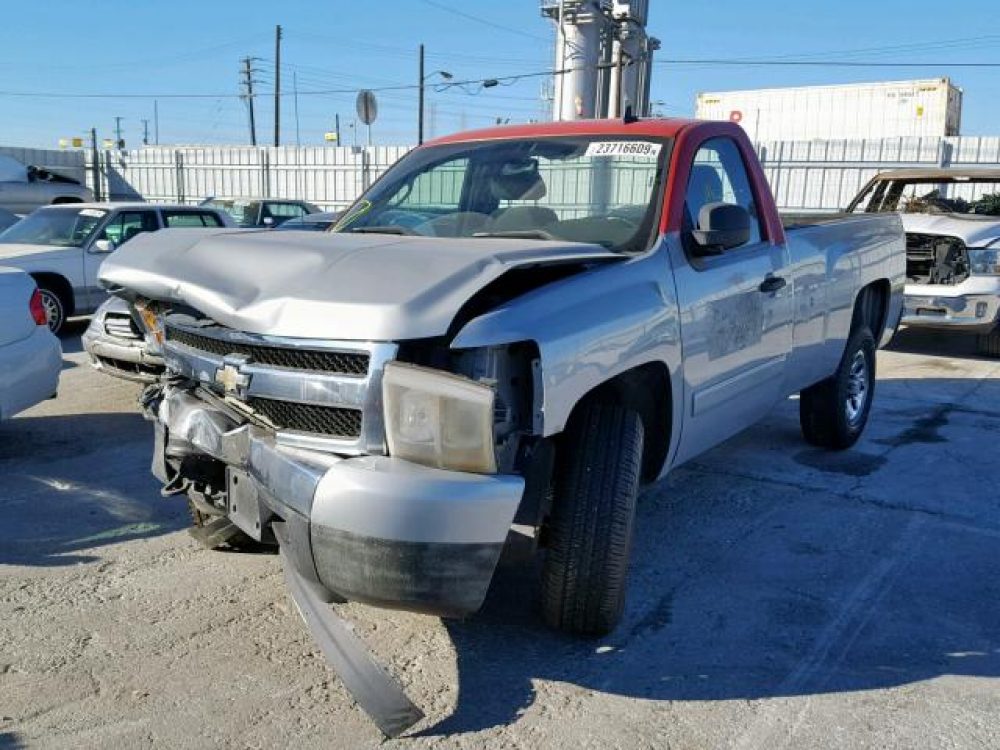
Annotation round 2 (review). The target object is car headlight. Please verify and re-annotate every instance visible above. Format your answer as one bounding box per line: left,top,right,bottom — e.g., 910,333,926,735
383,362,496,474
968,248,1000,276
133,299,165,348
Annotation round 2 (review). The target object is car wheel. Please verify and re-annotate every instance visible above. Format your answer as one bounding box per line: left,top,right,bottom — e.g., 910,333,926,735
976,326,1000,357
37,286,66,334
800,327,876,450
541,402,643,637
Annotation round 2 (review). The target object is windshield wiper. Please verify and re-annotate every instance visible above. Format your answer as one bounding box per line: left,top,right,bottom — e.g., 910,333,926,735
473,229,556,241
348,226,418,236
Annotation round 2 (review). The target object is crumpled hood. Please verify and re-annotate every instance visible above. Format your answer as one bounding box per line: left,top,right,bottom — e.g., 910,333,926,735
99,228,619,340
901,214,1000,247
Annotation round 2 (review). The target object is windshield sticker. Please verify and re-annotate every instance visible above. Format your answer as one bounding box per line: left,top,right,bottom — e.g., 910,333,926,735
585,141,662,159
79,208,107,218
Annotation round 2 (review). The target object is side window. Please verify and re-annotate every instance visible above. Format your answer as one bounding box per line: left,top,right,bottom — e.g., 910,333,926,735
163,211,222,227
102,211,158,245
396,158,468,213
266,202,308,219
685,138,761,247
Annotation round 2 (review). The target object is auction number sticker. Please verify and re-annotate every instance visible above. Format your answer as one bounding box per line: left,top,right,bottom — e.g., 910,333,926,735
585,141,662,158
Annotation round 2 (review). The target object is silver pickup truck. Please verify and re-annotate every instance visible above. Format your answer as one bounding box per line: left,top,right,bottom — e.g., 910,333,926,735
101,118,904,734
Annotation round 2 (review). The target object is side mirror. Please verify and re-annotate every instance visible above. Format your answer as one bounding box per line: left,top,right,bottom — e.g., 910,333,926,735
690,202,751,255
91,238,115,254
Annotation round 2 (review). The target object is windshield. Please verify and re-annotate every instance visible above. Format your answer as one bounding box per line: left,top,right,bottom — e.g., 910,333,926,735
336,136,670,252
853,178,1000,216
0,206,107,246
204,199,259,227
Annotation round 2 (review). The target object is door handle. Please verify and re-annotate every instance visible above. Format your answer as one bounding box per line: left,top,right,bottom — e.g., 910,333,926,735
759,275,787,294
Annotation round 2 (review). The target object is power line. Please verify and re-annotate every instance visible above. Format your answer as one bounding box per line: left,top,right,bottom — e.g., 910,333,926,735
415,0,550,42
655,58,1000,68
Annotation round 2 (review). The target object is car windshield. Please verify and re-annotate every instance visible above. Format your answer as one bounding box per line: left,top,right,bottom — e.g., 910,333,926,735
853,177,1000,216
0,206,107,246
336,136,671,252
204,199,258,227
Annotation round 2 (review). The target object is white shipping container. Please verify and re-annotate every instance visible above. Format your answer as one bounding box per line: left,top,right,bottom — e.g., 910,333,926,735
695,78,963,141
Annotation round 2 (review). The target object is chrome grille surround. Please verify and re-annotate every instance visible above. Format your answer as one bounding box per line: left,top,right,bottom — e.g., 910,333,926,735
161,315,397,455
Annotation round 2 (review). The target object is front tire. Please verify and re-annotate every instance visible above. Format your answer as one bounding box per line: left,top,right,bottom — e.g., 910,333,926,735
541,402,643,637
976,326,1000,357
800,327,876,450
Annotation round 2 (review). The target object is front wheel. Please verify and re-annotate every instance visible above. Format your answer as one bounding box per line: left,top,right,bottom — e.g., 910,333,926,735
800,327,876,450
976,326,1000,357
541,402,643,637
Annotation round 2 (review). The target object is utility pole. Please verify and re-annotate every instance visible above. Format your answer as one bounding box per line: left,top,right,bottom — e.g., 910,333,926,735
335,113,341,146
273,24,282,146
417,44,425,145
90,128,102,202
141,119,150,146
293,71,301,146
241,56,258,146
154,100,159,145
114,116,124,149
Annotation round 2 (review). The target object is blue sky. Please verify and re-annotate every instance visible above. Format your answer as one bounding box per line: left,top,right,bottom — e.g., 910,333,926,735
0,0,997,148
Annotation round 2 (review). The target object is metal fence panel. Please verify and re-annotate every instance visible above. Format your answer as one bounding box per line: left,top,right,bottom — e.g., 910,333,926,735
12,134,1000,215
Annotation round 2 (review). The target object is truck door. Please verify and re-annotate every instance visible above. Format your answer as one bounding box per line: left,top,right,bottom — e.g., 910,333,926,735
670,136,793,464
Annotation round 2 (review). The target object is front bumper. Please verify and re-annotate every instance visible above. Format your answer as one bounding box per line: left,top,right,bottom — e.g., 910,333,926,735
82,322,164,383
902,281,1000,333
156,387,524,616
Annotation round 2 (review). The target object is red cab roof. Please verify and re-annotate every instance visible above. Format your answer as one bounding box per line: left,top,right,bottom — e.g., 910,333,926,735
423,118,699,147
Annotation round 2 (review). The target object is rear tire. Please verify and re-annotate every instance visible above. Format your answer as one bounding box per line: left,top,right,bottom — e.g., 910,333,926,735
37,285,66,335
976,326,1000,357
800,327,876,450
541,402,643,637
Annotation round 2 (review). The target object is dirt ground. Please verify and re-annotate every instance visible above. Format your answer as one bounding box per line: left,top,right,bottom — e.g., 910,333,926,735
2,324,998,749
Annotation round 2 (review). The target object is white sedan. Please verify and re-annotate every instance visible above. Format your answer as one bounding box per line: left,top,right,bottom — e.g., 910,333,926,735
0,266,61,420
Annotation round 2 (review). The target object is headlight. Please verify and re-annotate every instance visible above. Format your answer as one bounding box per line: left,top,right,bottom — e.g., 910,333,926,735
968,248,1000,276
383,362,496,474
133,299,165,349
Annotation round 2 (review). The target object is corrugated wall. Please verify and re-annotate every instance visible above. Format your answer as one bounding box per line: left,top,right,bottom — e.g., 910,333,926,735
9,136,1000,214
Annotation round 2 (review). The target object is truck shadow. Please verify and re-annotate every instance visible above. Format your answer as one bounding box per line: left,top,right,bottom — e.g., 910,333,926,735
0,412,186,567
423,372,1000,736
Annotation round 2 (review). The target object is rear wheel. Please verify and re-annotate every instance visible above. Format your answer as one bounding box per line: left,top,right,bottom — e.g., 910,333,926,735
541,402,643,637
976,326,1000,357
36,285,67,334
800,327,876,450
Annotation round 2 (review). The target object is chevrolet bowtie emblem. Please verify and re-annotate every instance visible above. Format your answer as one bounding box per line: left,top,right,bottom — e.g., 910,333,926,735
214,355,250,397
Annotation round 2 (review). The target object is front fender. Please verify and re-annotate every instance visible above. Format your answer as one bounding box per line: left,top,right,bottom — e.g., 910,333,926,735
451,245,682,438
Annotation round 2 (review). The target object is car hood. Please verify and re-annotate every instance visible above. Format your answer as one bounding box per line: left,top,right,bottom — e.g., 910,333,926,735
99,228,620,340
0,243,77,261
900,214,1000,247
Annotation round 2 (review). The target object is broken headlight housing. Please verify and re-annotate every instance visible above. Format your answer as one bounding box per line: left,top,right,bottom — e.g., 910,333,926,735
968,248,1000,276
383,362,497,474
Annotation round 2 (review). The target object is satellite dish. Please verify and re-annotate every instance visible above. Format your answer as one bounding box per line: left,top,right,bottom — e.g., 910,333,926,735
356,90,378,125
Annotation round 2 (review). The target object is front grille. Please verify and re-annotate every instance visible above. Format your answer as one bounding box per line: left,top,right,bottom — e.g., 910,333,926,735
166,326,370,376
105,314,141,340
247,397,362,438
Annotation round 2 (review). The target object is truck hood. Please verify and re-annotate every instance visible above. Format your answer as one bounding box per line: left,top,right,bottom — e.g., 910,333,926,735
900,214,1000,247
98,228,620,340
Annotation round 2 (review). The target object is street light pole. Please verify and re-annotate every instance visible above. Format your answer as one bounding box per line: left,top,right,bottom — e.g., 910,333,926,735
418,44,425,145
417,45,452,146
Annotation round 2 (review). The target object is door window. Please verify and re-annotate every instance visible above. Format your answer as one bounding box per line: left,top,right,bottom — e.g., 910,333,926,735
163,210,224,227
685,138,761,248
102,211,158,245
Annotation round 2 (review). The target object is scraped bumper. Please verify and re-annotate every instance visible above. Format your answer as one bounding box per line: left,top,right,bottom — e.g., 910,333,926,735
83,320,165,383
902,280,1000,333
156,387,524,616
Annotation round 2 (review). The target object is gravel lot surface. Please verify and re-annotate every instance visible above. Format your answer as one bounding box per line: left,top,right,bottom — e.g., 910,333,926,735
2,323,998,749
